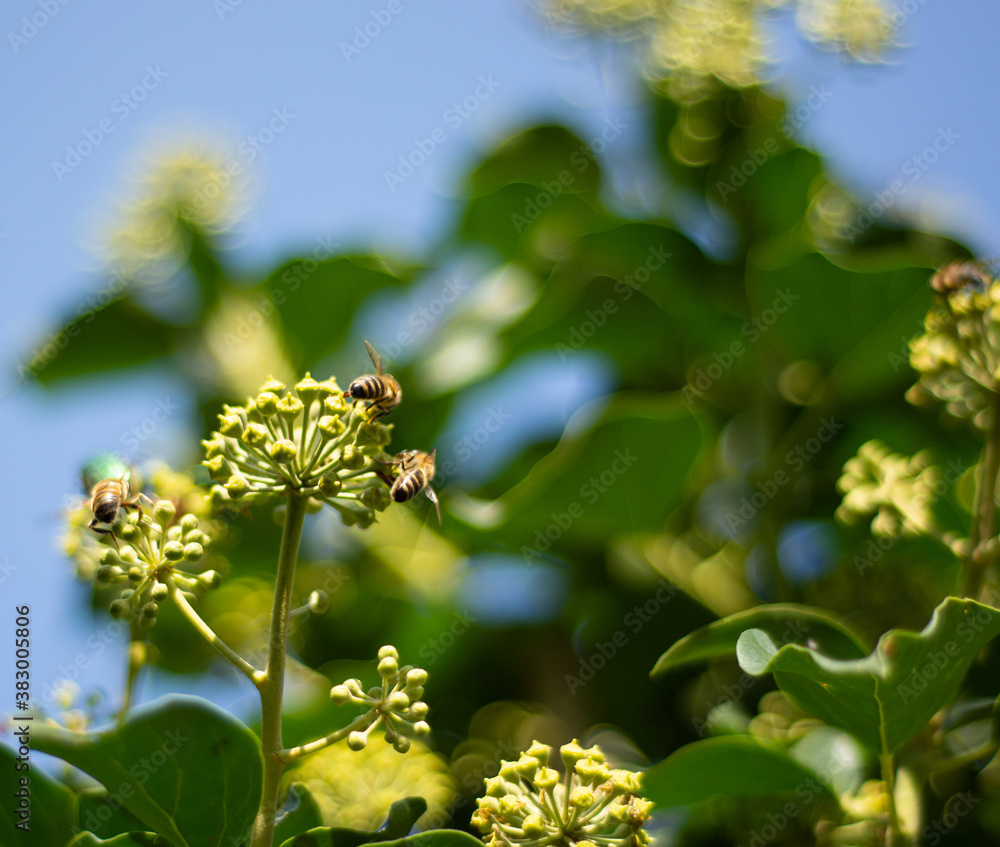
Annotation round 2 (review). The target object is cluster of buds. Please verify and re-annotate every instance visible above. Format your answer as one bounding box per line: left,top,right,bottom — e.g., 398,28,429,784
94,499,220,629
907,260,1000,430
329,646,430,754
836,440,939,539
202,374,394,527
472,740,653,847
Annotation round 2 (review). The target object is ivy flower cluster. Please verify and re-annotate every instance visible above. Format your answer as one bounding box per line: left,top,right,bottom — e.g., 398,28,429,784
203,374,394,527
836,440,939,539
93,499,220,629
328,646,431,754
472,740,653,847
907,261,1000,430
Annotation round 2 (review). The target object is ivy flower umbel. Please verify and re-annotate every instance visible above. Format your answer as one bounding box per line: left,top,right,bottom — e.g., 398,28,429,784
836,440,939,539
93,499,221,629
472,740,653,847
907,262,1000,430
202,373,394,528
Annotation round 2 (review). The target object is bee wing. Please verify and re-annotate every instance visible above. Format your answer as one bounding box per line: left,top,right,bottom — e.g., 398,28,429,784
424,485,442,524
363,339,383,376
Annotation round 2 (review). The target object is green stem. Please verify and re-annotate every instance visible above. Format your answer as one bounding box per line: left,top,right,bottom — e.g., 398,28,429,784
250,491,309,847
278,712,374,762
880,752,904,846
961,392,1000,599
167,576,264,685
118,621,146,724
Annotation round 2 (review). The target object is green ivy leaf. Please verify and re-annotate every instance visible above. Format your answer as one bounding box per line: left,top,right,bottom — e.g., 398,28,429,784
652,603,869,676
32,695,263,847
77,787,149,840
274,783,325,844
0,741,77,847
736,596,1000,754
642,736,836,808
278,796,428,847
67,834,164,847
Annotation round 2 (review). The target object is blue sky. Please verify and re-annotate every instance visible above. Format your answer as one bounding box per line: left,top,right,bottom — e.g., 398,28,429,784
2,0,999,726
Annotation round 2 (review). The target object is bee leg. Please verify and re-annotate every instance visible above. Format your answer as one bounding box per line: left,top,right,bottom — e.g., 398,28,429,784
89,519,121,550
425,487,442,524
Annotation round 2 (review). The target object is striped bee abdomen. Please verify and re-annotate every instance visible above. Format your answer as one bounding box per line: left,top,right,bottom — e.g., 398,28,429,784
391,470,426,502
347,375,386,400
93,490,121,523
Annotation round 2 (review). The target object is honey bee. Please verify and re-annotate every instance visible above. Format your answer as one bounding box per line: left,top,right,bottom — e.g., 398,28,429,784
930,260,993,294
344,340,401,420
388,449,441,523
88,476,150,549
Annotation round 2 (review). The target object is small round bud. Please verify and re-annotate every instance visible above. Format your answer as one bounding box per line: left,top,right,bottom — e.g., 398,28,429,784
150,582,169,601
166,526,183,542
138,614,156,631
386,692,410,711
97,565,120,585
153,500,176,525
109,599,128,619
348,731,367,751
570,786,594,808
219,413,245,437
255,392,280,416
142,603,159,619
127,566,144,584
307,590,329,614
277,394,304,421
225,475,251,499
163,541,185,561
522,815,546,837
355,510,376,529
378,656,399,679
269,439,298,464
295,374,321,403
120,524,141,543
535,767,559,789
340,446,365,470
319,473,343,497
204,455,230,481
261,377,286,394
241,424,268,448
357,423,391,448
408,701,429,720
561,740,587,768
378,645,400,661
198,570,223,589
405,668,428,687
330,685,352,705
318,415,346,439
183,530,208,546
412,720,430,737
99,548,122,566
393,736,411,754
362,484,392,511
180,513,199,533
183,542,204,561
203,437,227,458
317,378,341,399
324,394,349,415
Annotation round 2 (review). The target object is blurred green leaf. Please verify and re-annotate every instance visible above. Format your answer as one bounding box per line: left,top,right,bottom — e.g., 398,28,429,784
0,742,76,847
789,728,868,797
77,787,149,841
278,796,428,847
652,603,869,676
33,695,263,847
643,736,835,808
67,834,162,847
737,597,1000,753
274,783,325,845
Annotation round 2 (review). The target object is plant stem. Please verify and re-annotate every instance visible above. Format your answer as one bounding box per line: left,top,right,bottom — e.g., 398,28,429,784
250,491,309,847
880,752,905,847
278,712,374,762
961,393,1000,599
167,576,264,685
118,621,146,724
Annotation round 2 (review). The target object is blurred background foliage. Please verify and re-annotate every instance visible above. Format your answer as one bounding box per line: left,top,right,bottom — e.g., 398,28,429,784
31,0,1000,843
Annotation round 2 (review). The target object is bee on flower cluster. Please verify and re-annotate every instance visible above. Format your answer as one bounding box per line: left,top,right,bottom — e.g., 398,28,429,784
82,454,152,549
344,342,441,523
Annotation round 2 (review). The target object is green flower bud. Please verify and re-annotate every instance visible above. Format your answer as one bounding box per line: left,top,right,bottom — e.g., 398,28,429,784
120,524,141,543
484,776,507,798
362,484,392,511
348,731,367,751
97,565,121,584
378,656,399,679
198,570,223,589
255,392,280,417
570,786,594,808
340,446,365,470
324,394,349,415
295,374,321,403
203,437,227,458
522,815,546,837
534,767,559,789
183,530,208,547
204,455,230,481
318,415,346,439
219,414,245,437
180,513,199,533
225,475,251,499
393,736,411,754
127,566,144,584
166,525,183,542
138,614,156,631
277,394,304,421
386,692,410,711
412,720,430,737
378,645,399,661
260,377,286,394
319,473,343,496
241,424,268,448
99,548,122,566
317,378,341,398
408,701,429,720
330,685,352,705
268,439,298,464
355,510,376,529
357,423,391,449
307,590,329,614
515,756,540,780
110,599,128,619
143,603,159,619
561,740,587,769
163,541,185,561
153,500,176,525
182,542,204,561
150,582,169,601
